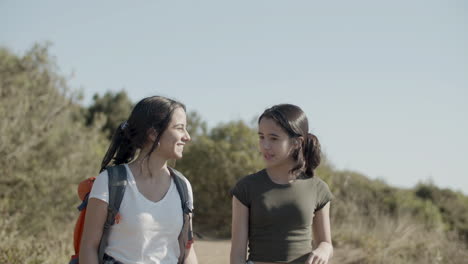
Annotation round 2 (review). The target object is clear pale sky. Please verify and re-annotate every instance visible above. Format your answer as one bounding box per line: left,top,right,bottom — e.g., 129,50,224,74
1,0,467,194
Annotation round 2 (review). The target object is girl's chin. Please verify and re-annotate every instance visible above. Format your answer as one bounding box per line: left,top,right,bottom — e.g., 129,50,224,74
263,159,277,166
168,151,183,160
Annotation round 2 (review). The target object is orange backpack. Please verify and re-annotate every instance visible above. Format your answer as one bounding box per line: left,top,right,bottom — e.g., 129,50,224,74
69,177,96,263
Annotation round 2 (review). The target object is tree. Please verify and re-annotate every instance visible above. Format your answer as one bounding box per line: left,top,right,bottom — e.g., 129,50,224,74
0,44,107,263
186,111,208,142
86,90,134,139
176,120,263,237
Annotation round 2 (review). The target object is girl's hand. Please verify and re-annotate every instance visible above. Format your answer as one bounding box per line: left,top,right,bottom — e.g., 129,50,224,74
305,244,332,264
309,203,333,264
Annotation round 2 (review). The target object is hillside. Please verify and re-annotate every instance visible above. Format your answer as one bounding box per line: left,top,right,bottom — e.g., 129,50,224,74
1,45,467,263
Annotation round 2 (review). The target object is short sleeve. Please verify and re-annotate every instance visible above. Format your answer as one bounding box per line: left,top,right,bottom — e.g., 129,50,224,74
89,170,109,204
230,178,250,208
314,178,333,212
181,176,194,210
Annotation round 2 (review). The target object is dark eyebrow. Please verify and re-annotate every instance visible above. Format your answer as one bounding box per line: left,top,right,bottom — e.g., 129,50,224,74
258,132,279,137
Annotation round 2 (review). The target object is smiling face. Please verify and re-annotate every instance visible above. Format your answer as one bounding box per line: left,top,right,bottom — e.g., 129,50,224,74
156,107,191,160
258,117,296,169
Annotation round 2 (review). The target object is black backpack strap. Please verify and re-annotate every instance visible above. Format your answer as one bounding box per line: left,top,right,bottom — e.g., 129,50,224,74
169,167,192,215
169,167,193,263
97,165,127,264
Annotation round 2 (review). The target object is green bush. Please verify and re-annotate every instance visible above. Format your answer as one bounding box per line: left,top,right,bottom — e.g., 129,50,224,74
176,121,263,237
1,43,467,263
0,44,107,263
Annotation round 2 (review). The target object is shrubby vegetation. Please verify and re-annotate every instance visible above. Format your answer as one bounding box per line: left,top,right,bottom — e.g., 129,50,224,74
0,44,107,263
177,120,264,236
1,45,467,263
85,91,133,139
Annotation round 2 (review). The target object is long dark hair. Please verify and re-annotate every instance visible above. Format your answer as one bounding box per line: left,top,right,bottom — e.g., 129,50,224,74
100,96,185,172
258,104,321,178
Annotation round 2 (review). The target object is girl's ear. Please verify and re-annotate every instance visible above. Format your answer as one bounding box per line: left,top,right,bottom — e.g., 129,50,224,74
289,137,304,156
295,136,304,147
147,128,158,142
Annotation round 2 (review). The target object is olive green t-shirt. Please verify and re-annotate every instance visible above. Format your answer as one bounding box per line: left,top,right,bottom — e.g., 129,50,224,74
231,169,333,263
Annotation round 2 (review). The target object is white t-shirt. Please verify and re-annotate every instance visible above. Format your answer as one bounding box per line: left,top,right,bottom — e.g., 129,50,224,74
89,164,194,264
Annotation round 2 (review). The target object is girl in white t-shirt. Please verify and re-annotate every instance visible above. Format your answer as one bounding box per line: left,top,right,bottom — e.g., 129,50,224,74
80,96,198,264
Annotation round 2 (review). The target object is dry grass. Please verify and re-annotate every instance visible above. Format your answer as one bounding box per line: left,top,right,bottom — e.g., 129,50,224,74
193,239,370,264
194,233,468,264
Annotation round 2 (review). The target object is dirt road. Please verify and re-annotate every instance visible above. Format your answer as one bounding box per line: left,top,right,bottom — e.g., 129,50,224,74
194,239,230,264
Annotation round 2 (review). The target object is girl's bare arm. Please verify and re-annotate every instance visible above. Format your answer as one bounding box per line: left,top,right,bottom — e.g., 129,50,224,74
79,198,108,264
230,197,249,264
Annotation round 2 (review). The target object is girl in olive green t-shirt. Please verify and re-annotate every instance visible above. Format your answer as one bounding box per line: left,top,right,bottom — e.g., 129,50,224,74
231,104,333,264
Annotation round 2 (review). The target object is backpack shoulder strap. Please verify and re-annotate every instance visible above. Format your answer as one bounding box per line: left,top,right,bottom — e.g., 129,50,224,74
168,167,191,214
168,167,194,264
97,164,127,264
107,165,127,214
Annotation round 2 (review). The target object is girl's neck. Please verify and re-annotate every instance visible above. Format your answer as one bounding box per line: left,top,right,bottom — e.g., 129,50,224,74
266,161,296,184
130,151,169,180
